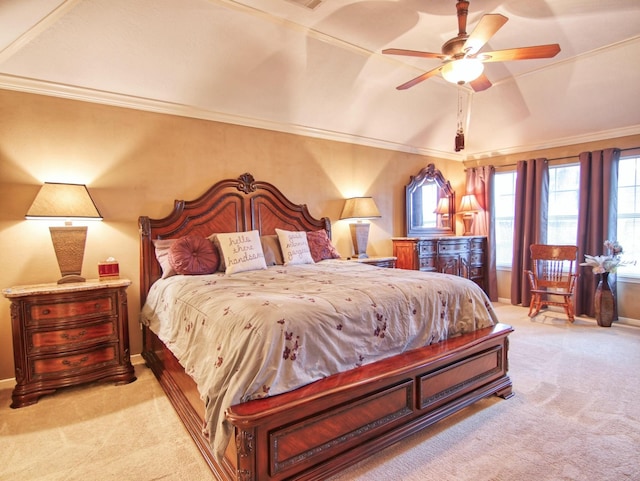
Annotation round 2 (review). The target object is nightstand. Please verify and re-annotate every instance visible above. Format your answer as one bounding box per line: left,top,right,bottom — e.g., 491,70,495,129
3,278,136,408
349,256,397,268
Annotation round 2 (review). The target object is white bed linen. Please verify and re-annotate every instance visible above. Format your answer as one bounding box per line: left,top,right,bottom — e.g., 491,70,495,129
140,259,498,461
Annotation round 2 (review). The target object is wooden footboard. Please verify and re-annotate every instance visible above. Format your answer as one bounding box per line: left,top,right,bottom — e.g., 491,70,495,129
142,323,513,481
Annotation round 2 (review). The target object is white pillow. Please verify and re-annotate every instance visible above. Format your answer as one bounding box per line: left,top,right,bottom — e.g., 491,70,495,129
153,239,177,279
216,230,267,275
276,228,315,265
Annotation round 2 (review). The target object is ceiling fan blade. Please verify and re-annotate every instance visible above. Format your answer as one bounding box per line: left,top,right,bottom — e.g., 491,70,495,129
396,65,443,90
478,44,561,62
469,73,492,92
463,14,508,54
382,48,446,60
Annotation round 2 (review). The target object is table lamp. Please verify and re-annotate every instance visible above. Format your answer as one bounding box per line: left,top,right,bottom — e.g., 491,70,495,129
458,193,482,235
340,197,381,259
434,197,450,229
26,182,103,283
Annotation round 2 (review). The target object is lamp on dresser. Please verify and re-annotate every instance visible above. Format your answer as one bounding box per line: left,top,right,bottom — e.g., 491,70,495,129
26,182,103,283
340,196,381,259
434,197,451,229
458,193,482,236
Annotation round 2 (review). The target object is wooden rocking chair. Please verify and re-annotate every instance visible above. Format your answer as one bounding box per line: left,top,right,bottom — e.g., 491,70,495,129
525,244,578,322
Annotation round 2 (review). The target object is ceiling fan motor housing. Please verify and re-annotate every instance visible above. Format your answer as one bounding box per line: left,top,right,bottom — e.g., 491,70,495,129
442,36,469,58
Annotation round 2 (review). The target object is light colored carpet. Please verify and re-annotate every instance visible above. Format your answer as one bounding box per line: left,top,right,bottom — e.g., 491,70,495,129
1,304,638,481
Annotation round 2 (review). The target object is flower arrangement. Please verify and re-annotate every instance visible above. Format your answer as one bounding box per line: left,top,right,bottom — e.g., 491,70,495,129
580,240,635,274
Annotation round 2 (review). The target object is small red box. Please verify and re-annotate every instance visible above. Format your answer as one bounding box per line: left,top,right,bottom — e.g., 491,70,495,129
98,261,119,280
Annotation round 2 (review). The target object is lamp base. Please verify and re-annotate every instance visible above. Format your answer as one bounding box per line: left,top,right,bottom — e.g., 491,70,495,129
49,226,87,283
462,214,474,236
349,222,370,259
57,274,87,284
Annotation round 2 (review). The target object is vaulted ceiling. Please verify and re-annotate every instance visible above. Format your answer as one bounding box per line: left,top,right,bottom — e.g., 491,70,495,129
1,0,639,160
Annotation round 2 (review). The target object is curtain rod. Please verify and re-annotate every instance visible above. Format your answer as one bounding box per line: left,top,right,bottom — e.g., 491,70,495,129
471,146,640,170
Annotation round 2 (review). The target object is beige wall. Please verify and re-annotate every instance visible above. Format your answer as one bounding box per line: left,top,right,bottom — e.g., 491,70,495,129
0,89,467,381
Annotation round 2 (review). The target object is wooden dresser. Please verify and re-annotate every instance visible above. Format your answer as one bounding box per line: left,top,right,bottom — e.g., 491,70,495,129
3,278,136,408
392,236,487,293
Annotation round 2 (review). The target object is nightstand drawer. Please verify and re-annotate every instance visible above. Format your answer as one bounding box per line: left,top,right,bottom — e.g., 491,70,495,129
29,319,117,353
351,257,397,268
30,344,118,378
29,296,114,324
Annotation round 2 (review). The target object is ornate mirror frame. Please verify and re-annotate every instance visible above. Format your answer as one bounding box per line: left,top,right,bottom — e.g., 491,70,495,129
405,163,456,237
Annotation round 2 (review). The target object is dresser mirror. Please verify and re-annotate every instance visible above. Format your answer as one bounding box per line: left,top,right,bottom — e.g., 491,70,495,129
405,164,455,237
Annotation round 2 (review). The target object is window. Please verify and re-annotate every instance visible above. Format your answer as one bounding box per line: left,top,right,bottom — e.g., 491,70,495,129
492,158,637,275
617,156,640,277
494,171,517,267
493,164,580,268
547,164,580,245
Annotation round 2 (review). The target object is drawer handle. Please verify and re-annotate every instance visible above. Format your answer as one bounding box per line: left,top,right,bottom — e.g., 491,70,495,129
42,308,51,315
61,330,87,341
62,356,89,368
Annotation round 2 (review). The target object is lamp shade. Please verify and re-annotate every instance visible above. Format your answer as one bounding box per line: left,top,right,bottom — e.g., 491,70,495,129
458,194,482,213
433,197,450,215
340,197,381,220
26,182,102,220
441,58,484,85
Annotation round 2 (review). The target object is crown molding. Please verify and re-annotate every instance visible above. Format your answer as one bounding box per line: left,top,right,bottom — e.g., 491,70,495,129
4,73,635,164
464,124,640,161
0,74,464,162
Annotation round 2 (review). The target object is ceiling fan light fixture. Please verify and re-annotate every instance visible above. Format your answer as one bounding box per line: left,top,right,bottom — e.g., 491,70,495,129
441,58,484,85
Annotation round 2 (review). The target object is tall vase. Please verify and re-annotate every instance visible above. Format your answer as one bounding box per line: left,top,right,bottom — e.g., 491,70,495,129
594,272,615,327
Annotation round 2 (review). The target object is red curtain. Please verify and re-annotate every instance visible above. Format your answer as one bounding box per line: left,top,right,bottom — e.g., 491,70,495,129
510,158,548,307
575,148,620,318
465,166,498,301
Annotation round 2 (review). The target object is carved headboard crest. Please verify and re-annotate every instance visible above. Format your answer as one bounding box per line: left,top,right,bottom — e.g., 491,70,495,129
236,172,257,194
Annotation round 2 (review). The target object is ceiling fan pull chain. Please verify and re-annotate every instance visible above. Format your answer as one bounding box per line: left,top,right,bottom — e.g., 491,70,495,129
455,87,465,152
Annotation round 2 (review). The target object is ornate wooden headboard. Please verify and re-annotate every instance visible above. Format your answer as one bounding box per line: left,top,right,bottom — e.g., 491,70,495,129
138,173,331,304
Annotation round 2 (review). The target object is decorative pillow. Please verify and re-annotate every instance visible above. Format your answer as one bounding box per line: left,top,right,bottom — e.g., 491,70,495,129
153,239,177,279
261,234,284,266
306,230,341,262
168,235,220,275
208,234,226,272
276,228,315,265
216,230,267,275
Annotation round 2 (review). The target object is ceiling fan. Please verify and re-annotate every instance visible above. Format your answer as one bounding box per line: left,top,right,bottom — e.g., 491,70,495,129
382,0,561,92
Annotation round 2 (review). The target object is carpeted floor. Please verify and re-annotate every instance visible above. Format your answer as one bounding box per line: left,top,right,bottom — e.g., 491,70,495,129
1,303,639,481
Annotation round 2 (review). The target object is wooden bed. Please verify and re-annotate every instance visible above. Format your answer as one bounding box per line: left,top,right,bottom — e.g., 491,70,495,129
139,172,513,481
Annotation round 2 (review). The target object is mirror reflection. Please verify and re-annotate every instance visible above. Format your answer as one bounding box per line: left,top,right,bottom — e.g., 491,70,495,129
406,164,455,237
414,183,439,228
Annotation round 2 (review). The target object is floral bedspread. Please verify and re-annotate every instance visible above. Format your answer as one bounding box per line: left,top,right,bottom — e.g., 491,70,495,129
140,259,497,461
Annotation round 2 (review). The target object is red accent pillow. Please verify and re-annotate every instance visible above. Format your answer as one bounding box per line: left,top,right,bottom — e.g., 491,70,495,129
168,236,220,275
306,230,341,262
